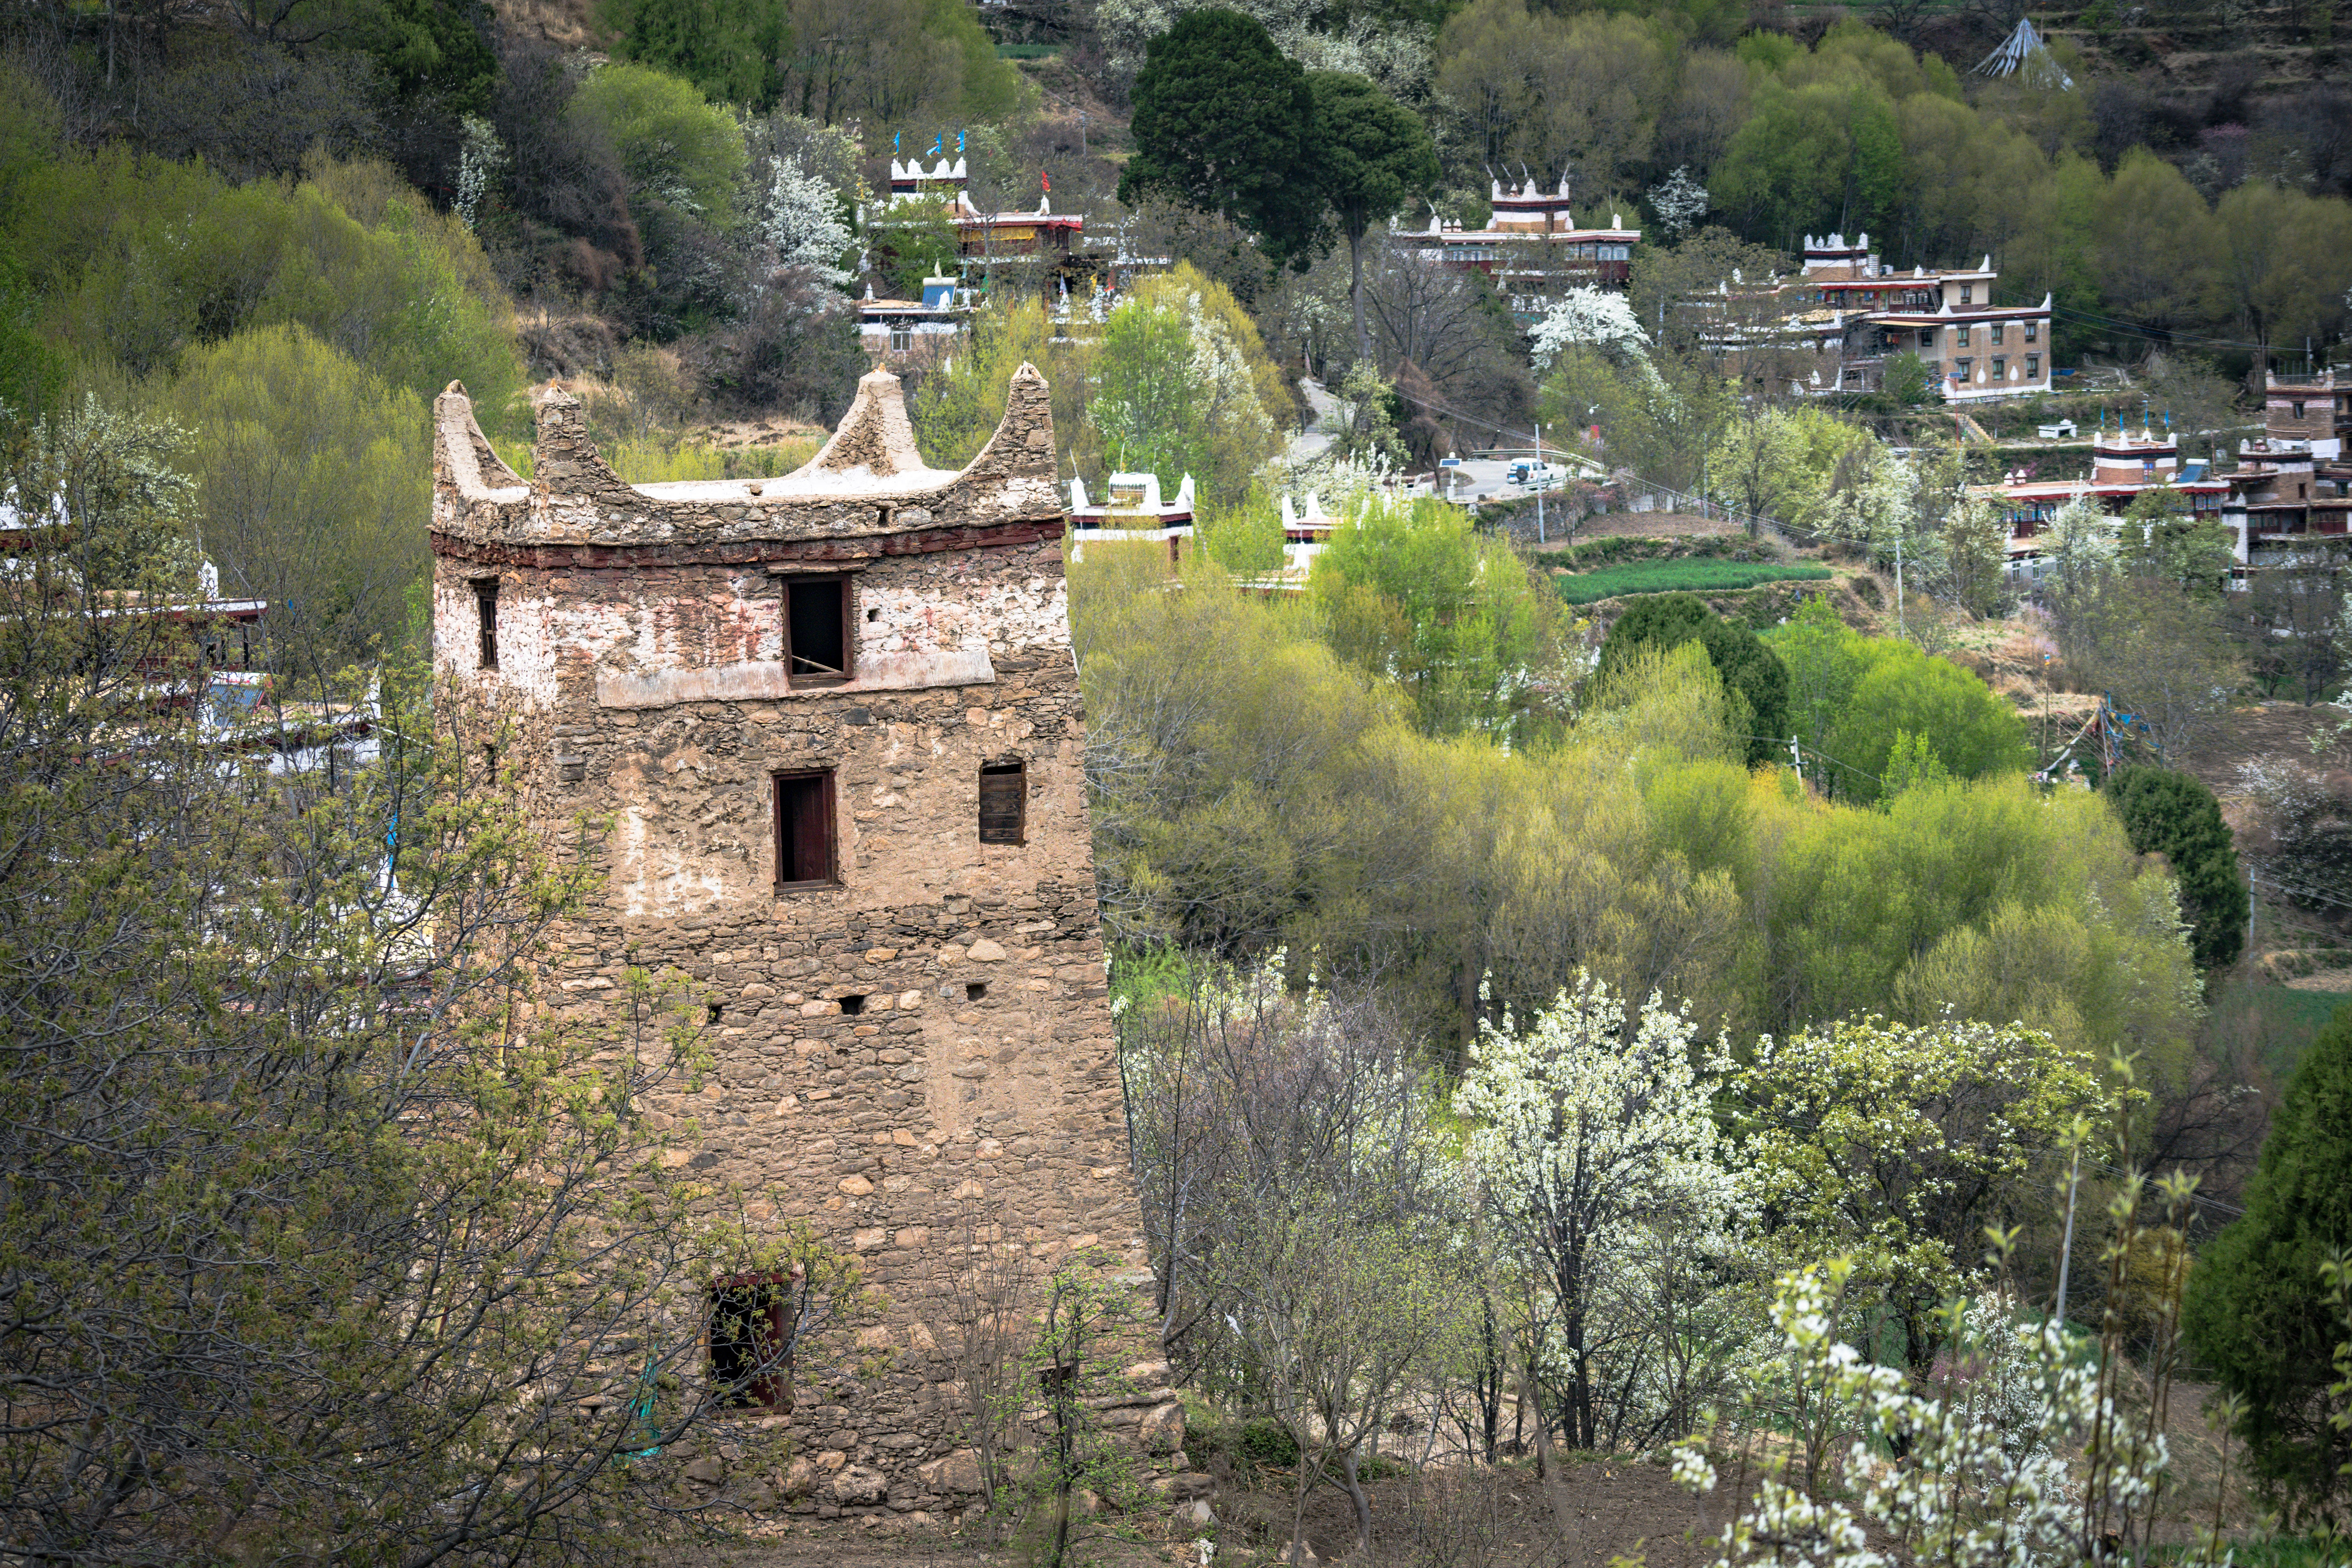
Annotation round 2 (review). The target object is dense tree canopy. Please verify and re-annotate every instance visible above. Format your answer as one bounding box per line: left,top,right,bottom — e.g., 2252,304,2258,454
1597,594,1788,766
1308,70,1438,361
1121,9,1321,260
2185,1003,2352,1526
2103,765,2248,970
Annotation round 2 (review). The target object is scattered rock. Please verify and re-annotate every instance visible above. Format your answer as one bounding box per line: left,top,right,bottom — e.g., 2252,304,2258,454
729,1479,778,1512
1150,1472,1215,1501
966,938,1007,962
1175,1498,1217,1530
1125,1358,1176,1385
919,1449,985,1494
784,1457,819,1497
1138,1400,1187,1454
830,1465,889,1506
681,1454,727,1485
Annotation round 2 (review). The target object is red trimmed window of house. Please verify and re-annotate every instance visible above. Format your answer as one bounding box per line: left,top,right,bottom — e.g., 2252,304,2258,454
775,770,838,889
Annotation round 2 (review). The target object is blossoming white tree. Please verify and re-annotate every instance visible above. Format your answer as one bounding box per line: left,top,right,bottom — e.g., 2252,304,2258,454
1457,974,1745,1451
1531,286,1652,372
763,157,853,285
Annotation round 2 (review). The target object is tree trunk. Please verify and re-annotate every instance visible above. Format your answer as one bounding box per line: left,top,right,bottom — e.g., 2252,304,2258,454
1350,225,1369,367
1289,1458,1314,1565
1343,1444,1374,1557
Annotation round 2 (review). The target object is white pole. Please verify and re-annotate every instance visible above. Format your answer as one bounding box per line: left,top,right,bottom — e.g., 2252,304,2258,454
1895,534,1906,638
1536,423,1546,545
2054,1146,2082,1328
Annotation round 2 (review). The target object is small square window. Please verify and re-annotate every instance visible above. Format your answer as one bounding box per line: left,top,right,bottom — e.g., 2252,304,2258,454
979,760,1026,845
1960,283,1972,304
2025,321,2039,342
473,578,499,671
774,770,838,888
1992,356,2007,380
1957,325,1970,347
1992,323,2004,345
709,1274,789,1409
786,577,851,687
889,326,913,353
2027,354,2041,378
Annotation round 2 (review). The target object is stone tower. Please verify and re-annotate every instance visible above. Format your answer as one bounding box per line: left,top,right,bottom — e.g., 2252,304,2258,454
429,366,1156,1513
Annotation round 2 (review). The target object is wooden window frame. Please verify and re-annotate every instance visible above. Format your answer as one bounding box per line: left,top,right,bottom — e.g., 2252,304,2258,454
784,575,854,689
978,759,1027,846
473,578,499,672
708,1271,791,1410
773,769,839,890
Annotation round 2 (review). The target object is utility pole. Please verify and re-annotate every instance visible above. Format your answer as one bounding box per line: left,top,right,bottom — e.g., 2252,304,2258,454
1894,533,1906,638
2054,1142,2083,1328
1535,421,1545,545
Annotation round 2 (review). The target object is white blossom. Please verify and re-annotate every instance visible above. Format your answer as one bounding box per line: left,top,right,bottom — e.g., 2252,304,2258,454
454,115,505,233
1648,166,1709,240
764,157,853,286
1531,286,1651,371
1679,1263,2193,1568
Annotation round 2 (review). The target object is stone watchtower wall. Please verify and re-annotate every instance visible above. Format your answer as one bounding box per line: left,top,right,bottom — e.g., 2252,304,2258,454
429,366,1165,1517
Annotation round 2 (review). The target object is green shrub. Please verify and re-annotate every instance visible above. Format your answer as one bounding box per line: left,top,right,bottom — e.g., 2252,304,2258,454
2102,765,2248,970
1556,558,1832,605
1237,1418,1301,1471
2183,1001,2352,1524
1596,592,1790,765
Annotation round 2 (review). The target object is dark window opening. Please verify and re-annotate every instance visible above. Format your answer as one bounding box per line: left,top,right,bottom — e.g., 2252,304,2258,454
980,761,1026,845
966,982,988,1002
707,1003,723,1025
474,578,499,670
786,577,851,687
774,770,838,888
866,606,880,622
839,993,867,1016
709,1277,789,1409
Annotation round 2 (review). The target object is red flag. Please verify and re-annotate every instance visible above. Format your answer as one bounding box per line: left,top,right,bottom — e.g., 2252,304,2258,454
1041,171,1051,193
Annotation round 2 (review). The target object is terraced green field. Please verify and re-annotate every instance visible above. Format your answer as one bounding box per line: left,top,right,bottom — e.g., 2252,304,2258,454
1556,558,1834,605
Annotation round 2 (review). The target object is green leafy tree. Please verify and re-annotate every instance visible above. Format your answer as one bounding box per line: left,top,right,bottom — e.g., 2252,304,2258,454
1883,350,1933,407
1087,265,1283,508
1307,71,1438,362
10,148,526,434
570,60,749,222
1312,495,1567,742
1713,76,1903,249
2123,488,2234,596
2185,1003,2352,1527
1119,9,1320,260
1728,1016,2106,1379
149,323,430,675
1824,638,2033,806
1770,594,1864,767
356,0,498,110
2102,765,2247,970
867,196,961,300
1596,593,1788,766
600,0,791,110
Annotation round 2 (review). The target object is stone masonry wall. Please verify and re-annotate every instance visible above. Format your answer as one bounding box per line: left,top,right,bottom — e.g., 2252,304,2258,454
428,367,1176,1524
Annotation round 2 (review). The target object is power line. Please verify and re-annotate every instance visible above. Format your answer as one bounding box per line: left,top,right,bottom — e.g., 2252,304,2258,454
2047,303,2294,358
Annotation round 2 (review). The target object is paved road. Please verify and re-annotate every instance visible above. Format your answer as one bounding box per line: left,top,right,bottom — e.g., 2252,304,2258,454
1289,380,1593,508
